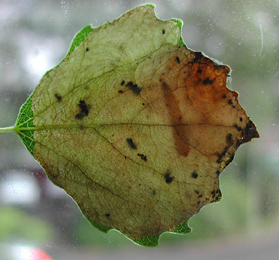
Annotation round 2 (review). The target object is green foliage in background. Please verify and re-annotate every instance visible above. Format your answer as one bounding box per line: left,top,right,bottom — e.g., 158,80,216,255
0,207,54,244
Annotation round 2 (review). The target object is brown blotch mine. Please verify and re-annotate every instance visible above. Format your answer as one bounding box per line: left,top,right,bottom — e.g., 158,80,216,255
161,81,190,157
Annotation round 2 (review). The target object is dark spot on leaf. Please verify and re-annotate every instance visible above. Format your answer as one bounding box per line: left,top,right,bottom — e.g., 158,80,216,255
137,153,147,162
197,67,203,74
217,145,229,163
164,171,174,184
225,153,235,167
152,190,156,195
235,120,259,148
194,190,199,194
75,100,90,120
199,194,203,198
216,170,221,176
228,99,233,105
239,117,243,122
226,133,233,145
176,56,180,63
105,213,110,217
211,189,222,202
222,94,227,99
118,90,123,93
121,80,125,86
191,171,198,179
126,81,142,95
126,138,137,150
142,103,145,106
162,29,165,34
233,124,242,132
86,47,89,51
55,93,62,102
203,77,214,85
192,52,203,63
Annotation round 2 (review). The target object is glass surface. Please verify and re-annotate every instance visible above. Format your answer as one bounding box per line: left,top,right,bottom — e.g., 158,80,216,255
0,0,277,259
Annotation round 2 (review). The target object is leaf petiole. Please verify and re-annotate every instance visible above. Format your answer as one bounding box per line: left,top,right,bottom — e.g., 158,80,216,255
0,126,17,134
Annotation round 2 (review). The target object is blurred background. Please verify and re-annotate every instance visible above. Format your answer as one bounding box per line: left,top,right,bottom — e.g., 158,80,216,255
0,0,277,259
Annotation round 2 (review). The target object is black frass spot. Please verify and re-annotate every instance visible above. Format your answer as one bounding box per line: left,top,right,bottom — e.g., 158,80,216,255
75,100,90,120
137,153,147,162
164,171,174,184
126,81,142,95
55,93,62,102
126,138,137,150
191,171,198,179
233,124,242,132
203,77,214,85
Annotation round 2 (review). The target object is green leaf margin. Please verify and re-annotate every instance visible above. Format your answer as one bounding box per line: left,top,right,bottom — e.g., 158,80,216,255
15,93,35,155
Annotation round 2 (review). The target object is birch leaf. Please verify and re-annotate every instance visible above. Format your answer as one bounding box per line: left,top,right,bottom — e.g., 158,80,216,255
5,4,259,246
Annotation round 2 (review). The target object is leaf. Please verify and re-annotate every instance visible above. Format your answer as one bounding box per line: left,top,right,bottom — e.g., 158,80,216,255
6,4,259,246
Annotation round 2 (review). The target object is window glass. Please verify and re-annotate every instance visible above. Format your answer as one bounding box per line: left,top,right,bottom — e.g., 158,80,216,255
0,0,276,259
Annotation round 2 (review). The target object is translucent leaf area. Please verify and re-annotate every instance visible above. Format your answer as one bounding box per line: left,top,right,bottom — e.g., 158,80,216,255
14,5,259,246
